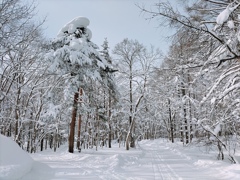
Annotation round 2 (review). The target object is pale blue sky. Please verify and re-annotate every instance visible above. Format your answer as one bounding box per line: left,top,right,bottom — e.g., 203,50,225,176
34,0,174,54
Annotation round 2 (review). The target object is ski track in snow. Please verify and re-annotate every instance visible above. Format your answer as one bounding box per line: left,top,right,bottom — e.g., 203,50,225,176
22,139,238,180
144,142,215,180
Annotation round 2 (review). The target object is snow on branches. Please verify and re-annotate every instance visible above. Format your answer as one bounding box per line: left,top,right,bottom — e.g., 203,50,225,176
46,16,116,94
216,4,239,25
57,16,92,40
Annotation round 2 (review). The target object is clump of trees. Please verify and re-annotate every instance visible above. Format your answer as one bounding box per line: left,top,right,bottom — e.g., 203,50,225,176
139,0,240,163
0,0,49,153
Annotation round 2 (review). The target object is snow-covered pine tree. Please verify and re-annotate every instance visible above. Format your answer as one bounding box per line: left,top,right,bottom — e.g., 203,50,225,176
46,17,117,153
99,38,114,148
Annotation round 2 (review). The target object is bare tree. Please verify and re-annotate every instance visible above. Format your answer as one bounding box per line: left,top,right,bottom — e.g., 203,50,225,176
113,39,162,150
0,0,47,149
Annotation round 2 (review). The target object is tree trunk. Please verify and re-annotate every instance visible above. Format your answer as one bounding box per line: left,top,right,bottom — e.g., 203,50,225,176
181,80,189,144
77,114,82,151
27,122,31,152
15,88,20,145
68,91,79,153
31,123,37,153
77,88,83,151
108,90,112,148
40,138,44,151
45,136,48,150
54,131,58,152
168,99,174,143
126,70,135,150
126,118,135,150
108,124,112,148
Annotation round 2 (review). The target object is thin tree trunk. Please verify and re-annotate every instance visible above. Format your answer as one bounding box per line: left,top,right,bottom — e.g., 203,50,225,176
181,80,189,144
108,124,112,148
188,73,193,143
40,138,44,151
15,87,21,145
95,108,100,151
45,136,48,150
108,90,112,148
77,114,82,151
27,121,31,152
168,99,174,143
127,69,135,150
77,88,83,151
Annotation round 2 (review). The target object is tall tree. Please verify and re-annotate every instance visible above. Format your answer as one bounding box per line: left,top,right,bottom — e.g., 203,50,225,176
47,17,117,153
100,38,114,148
113,39,145,150
113,39,161,150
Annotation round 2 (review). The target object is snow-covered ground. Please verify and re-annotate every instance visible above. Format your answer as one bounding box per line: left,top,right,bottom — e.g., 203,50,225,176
1,134,240,180
0,135,53,180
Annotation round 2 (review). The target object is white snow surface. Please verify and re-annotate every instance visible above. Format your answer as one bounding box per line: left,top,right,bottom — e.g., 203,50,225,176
0,135,53,180
57,16,92,39
227,20,235,29
216,4,239,25
0,135,33,180
1,136,240,179
216,6,231,24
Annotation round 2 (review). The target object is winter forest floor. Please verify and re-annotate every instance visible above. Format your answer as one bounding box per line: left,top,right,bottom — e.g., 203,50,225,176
19,139,240,180
1,134,240,180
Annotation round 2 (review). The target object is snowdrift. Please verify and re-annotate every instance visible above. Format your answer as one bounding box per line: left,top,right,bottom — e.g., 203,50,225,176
0,135,53,180
0,134,33,180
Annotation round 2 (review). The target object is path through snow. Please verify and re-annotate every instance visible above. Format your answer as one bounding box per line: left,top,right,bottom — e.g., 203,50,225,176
20,139,240,179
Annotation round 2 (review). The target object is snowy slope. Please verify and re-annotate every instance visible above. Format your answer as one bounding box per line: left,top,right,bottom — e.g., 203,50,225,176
0,135,53,180
0,135,33,180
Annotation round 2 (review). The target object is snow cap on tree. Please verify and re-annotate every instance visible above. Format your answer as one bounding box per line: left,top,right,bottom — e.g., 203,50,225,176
216,4,239,25
57,16,92,40
47,16,118,99
49,16,106,77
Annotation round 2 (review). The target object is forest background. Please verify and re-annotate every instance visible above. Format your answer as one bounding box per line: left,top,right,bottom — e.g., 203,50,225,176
0,0,240,164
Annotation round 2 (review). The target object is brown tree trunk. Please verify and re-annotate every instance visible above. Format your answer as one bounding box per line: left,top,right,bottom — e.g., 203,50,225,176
68,91,79,153
77,114,82,151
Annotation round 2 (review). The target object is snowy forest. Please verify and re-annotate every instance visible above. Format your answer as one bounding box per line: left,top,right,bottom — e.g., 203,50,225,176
1,0,240,179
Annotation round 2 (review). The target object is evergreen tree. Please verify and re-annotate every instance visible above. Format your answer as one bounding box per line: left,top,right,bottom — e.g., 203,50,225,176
47,17,117,153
